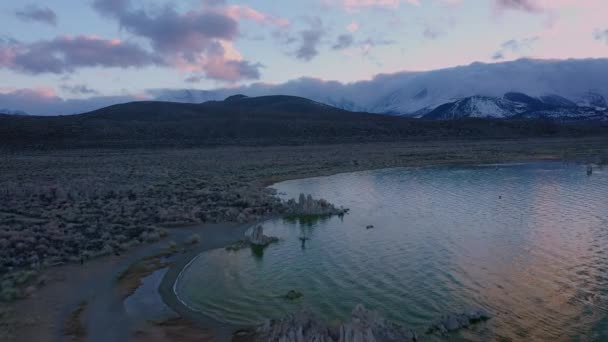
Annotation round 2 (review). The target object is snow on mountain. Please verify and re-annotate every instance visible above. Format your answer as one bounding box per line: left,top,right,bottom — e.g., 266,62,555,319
151,58,608,120
576,92,608,109
424,92,608,121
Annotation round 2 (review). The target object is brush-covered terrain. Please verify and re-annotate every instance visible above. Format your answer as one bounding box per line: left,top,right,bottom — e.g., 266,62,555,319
1,139,608,302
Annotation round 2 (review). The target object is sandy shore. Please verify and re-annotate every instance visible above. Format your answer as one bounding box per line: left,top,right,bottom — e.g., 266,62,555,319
2,138,608,342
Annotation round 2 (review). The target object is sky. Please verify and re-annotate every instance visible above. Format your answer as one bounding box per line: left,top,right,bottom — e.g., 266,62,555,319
1,0,607,110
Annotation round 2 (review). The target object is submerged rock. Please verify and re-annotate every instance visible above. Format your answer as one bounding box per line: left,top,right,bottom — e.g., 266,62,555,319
426,308,490,335
225,239,249,251
283,290,303,300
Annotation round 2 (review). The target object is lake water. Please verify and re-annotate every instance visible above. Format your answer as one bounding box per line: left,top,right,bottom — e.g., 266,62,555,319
174,162,608,341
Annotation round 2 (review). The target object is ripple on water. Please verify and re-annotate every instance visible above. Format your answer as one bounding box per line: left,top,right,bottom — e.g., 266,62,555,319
174,162,608,340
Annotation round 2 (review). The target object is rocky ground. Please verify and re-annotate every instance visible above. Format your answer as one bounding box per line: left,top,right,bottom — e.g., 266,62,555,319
1,138,607,341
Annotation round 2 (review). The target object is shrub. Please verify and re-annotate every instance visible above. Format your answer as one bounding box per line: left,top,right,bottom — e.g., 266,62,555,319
168,240,177,250
0,287,17,302
186,233,201,245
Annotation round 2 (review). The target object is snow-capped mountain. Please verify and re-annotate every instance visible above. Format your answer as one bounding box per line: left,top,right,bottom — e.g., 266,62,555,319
150,58,608,121
423,92,608,121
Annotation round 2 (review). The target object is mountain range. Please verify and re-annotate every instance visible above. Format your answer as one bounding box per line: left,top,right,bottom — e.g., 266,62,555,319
1,59,608,121
151,58,608,121
2,94,607,149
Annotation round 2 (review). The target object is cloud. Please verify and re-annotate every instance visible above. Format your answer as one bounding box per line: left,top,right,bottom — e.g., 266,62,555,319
327,0,420,10
185,60,262,83
492,0,600,14
494,0,542,13
326,0,460,10
0,87,141,115
4,58,608,116
225,5,290,28
423,27,443,39
492,37,539,60
292,18,325,61
0,36,160,74
60,84,99,95
91,0,266,82
15,4,57,26
332,34,354,50
594,29,608,44
347,22,360,33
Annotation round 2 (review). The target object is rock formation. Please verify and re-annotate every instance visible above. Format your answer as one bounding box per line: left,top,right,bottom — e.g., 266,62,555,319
249,225,279,246
284,193,349,218
235,305,491,341
239,305,418,342
225,225,278,251
426,308,490,335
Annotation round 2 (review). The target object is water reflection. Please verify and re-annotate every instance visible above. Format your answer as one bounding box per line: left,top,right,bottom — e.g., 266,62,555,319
175,162,608,341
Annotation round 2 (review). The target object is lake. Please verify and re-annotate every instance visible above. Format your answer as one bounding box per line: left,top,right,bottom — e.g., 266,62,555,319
174,162,608,341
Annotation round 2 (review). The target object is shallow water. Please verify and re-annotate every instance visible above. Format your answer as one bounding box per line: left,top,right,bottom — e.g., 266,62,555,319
124,268,177,322
175,162,608,341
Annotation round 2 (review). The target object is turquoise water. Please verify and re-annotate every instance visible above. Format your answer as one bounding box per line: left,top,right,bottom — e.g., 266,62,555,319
175,162,608,340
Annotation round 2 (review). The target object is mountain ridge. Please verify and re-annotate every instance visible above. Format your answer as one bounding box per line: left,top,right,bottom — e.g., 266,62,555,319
423,92,608,121
3,94,606,149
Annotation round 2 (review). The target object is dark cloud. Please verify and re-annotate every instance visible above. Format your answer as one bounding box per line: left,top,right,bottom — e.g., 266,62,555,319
332,34,354,50
492,37,539,60
91,0,260,81
60,84,99,95
495,0,542,13
492,51,505,60
15,5,57,26
0,36,161,74
115,9,238,53
293,18,324,61
361,37,395,46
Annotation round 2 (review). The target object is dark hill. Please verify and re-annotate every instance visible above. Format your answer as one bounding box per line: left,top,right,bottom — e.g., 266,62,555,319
1,95,606,149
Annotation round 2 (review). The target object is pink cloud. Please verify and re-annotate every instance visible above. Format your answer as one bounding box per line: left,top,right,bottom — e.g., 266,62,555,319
0,86,57,99
225,5,290,27
327,0,465,10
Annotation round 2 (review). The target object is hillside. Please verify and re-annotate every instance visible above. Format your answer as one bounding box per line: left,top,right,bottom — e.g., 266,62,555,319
1,95,606,149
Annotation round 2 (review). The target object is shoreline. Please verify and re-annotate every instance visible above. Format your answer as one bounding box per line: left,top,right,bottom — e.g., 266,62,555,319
2,138,608,342
155,158,591,341
158,221,259,341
